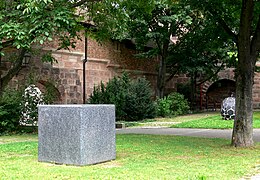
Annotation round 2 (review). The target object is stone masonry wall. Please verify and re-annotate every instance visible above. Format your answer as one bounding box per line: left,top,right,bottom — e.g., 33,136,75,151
6,33,260,109
9,34,164,104
253,72,260,109
200,68,260,110
41,36,180,103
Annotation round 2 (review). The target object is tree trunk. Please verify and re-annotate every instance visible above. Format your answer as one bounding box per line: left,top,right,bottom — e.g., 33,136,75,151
0,78,3,98
0,53,2,98
157,55,166,98
232,54,255,147
0,49,26,98
231,0,256,147
190,72,197,110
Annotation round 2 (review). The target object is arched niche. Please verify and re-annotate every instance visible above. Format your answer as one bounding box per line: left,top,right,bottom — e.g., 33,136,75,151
37,80,61,104
205,79,236,110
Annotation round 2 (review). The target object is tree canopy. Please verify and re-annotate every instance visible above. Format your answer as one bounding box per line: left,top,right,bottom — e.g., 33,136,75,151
183,0,260,147
1,0,259,147
91,0,233,99
91,0,260,147
0,0,93,95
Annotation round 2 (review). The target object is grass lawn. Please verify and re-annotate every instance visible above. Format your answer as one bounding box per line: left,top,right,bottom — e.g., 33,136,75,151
121,112,218,128
171,111,260,129
1,134,260,179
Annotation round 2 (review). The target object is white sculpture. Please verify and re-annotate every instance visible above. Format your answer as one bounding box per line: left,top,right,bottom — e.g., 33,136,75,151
221,94,235,120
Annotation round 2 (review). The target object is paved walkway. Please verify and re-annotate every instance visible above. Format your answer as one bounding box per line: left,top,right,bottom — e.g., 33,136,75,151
116,127,260,142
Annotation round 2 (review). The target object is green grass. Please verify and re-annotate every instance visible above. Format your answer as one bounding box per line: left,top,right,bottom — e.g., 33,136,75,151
154,112,218,123
118,111,260,129
171,111,260,129
1,134,260,179
120,112,218,128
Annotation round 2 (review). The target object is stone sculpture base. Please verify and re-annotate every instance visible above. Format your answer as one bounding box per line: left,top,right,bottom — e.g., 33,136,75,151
38,104,116,166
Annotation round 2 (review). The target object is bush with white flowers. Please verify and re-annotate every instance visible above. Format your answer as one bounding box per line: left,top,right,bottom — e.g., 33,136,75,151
20,85,45,126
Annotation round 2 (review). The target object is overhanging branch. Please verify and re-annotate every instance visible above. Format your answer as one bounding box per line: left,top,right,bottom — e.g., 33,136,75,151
166,67,180,82
1,49,26,89
71,0,100,8
197,62,225,86
208,8,238,42
2,40,14,48
217,17,238,42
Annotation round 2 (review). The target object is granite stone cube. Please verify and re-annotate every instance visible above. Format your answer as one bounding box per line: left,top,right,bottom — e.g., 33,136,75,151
38,104,116,166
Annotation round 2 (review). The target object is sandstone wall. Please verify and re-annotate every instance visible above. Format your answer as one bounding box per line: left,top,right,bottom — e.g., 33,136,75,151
5,34,260,109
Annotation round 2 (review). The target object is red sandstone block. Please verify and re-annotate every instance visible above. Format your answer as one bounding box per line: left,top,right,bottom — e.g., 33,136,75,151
62,79,67,84
68,79,75,85
65,73,71,78
68,56,78,62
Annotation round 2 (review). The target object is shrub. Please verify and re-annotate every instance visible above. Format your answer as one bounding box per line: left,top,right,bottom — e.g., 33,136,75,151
0,104,20,134
156,97,172,117
88,73,156,121
156,92,190,117
124,78,156,121
89,74,130,119
0,88,23,134
176,82,191,102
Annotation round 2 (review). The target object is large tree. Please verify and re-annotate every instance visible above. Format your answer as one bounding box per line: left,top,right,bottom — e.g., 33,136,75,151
233,0,260,147
92,0,260,147
167,11,233,108
185,0,260,147
0,0,96,96
91,0,195,98
91,0,233,106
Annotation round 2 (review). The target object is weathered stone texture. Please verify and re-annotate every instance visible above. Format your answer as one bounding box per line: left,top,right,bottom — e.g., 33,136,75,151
38,104,116,166
6,33,260,109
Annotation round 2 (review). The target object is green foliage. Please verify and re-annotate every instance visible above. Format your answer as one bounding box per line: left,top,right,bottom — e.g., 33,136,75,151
0,104,20,134
156,92,190,117
41,51,58,64
167,92,190,115
0,0,89,96
0,88,23,134
124,78,156,121
89,74,129,119
0,84,47,134
176,82,191,101
88,73,156,121
91,0,232,97
89,0,130,41
155,97,172,117
0,0,83,51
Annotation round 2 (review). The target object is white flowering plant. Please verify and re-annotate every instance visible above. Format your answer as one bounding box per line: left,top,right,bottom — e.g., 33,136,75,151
20,85,45,126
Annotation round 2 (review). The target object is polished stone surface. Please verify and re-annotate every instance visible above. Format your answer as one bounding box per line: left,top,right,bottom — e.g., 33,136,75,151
38,104,116,166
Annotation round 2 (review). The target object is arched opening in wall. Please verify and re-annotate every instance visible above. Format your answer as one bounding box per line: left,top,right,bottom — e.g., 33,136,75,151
206,79,236,110
37,80,61,104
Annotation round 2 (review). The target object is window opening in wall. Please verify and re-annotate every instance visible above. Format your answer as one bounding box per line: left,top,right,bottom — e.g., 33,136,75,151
113,41,121,52
22,52,31,67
